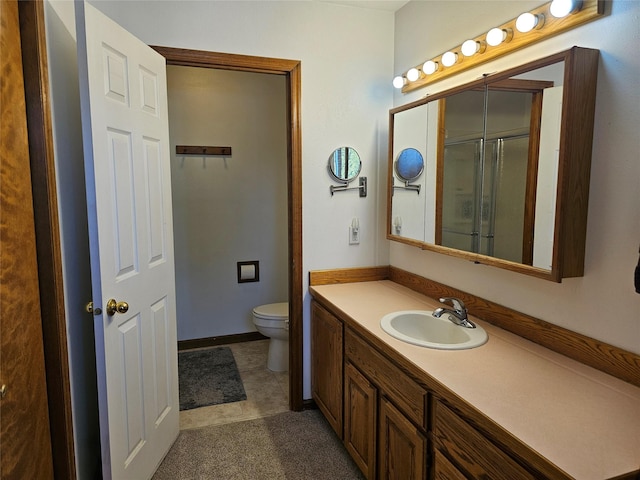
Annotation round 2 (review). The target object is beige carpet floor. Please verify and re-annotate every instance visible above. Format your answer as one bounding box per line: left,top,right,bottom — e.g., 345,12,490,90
153,409,365,479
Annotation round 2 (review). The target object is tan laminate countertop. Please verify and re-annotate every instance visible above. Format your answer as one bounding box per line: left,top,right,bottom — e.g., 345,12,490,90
309,280,640,480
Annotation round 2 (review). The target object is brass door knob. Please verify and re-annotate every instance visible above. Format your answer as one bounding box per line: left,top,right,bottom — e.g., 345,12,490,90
86,301,102,315
106,298,129,316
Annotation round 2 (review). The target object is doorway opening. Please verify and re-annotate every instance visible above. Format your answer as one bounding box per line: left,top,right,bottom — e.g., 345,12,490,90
152,46,303,411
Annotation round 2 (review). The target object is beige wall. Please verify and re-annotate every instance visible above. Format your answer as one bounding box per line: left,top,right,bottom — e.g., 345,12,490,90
167,66,288,340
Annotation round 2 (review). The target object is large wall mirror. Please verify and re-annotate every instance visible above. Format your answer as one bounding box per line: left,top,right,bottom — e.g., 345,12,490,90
387,47,599,282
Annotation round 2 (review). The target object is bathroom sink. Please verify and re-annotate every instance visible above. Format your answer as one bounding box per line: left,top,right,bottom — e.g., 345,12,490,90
380,310,488,350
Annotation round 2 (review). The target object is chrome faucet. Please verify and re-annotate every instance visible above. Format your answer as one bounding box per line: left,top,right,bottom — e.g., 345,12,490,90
433,297,476,329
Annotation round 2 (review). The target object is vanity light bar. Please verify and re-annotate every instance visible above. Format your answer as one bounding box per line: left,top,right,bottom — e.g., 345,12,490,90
395,0,603,93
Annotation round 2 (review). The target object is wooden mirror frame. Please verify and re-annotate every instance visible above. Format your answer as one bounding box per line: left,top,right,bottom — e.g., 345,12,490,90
387,47,600,282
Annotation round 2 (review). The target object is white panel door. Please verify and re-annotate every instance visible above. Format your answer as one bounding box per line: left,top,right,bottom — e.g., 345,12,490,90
76,2,179,479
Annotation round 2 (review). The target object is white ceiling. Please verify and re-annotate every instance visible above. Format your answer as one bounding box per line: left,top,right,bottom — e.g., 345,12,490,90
319,0,409,12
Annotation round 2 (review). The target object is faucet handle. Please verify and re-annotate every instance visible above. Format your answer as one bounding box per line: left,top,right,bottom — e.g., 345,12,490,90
439,297,466,313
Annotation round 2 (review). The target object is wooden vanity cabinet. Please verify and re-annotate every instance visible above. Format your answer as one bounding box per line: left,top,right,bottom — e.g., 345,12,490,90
311,297,552,480
311,300,428,479
310,301,343,437
433,401,536,480
344,357,428,480
309,277,640,480
345,327,428,480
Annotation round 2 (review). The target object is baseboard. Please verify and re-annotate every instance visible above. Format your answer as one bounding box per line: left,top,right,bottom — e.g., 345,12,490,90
178,331,268,351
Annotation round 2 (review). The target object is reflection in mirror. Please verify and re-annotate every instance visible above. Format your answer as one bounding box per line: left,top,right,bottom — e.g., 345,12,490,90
388,47,599,281
390,101,441,243
395,148,424,182
438,81,550,266
327,146,361,182
437,71,562,268
390,103,429,242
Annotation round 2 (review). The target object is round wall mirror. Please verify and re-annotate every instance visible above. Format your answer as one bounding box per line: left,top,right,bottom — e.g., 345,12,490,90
394,148,424,182
328,147,361,183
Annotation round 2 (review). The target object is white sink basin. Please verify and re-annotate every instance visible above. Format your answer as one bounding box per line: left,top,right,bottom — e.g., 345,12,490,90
380,310,488,350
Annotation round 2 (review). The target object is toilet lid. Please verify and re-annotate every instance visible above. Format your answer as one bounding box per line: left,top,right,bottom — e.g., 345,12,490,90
253,302,288,320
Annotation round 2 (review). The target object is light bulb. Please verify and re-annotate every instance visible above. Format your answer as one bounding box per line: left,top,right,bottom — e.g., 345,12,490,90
441,51,458,67
422,60,438,75
392,76,405,89
516,12,542,33
550,0,580,18
461,40,480,57
407,68,420,82
486,28,506,46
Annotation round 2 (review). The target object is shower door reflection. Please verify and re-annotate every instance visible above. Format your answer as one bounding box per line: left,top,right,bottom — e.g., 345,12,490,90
438,86,537,265
441,140,482,254
441,135,531,264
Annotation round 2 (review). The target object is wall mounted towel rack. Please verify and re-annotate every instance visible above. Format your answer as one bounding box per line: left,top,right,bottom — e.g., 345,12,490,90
176,145,232,156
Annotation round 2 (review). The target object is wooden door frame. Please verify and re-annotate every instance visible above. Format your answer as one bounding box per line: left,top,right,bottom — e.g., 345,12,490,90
17,1,76,478
2,0,54,477
151,46,304,411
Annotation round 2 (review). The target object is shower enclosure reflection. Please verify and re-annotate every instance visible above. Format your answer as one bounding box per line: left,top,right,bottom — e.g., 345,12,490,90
438,85,546,265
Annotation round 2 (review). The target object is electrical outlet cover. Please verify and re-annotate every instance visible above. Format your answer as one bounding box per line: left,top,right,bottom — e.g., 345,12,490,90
349,226,360,245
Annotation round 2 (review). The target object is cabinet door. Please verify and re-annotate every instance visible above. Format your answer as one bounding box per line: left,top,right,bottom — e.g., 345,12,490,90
344,362,377,479
379,397,427,480
311,301,343,436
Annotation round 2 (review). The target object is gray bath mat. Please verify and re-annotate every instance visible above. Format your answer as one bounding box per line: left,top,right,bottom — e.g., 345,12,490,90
178,346,247,410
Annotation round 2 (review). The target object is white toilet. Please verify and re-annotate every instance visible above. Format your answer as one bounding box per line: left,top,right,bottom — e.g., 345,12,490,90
252,302,289,372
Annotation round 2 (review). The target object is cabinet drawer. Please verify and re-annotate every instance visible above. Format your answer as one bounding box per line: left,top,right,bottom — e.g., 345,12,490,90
433,450,467,480
434,401,536,480
345,328,426,428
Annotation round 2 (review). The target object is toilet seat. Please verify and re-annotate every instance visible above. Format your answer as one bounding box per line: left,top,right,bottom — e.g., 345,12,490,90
252,302,288,320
